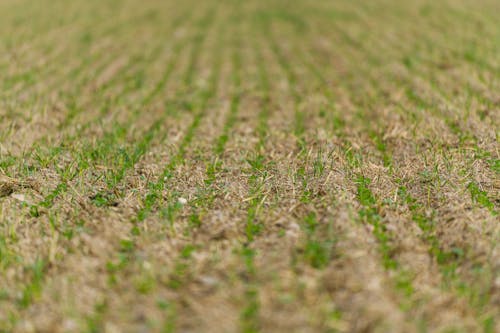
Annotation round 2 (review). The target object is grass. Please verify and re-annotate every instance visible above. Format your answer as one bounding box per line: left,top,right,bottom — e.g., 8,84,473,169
0,0,499,332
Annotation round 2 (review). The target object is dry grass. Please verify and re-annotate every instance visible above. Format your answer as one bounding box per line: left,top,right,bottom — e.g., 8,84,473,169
0,0,499,332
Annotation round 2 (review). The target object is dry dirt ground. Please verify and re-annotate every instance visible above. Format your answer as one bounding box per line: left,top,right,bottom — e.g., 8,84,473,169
0,0,499,332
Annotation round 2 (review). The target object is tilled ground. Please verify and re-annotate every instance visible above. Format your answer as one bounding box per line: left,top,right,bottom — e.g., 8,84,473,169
0,0,499,332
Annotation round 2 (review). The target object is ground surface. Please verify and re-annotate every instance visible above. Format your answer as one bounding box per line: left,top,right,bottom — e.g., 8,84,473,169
0,0,499,332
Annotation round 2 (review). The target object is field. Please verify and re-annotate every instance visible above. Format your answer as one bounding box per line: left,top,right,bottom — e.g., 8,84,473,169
0,0,499,331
